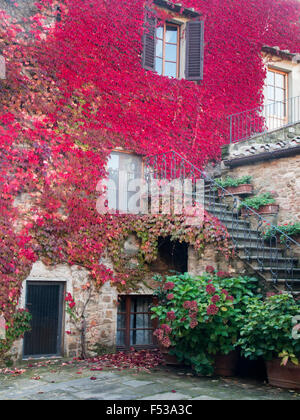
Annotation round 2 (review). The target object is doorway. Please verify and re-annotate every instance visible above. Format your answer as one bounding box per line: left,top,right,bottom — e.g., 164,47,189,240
157,236,188,274
23,282,64,358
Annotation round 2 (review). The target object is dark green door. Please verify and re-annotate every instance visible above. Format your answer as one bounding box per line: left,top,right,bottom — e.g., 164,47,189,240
24,282,64,357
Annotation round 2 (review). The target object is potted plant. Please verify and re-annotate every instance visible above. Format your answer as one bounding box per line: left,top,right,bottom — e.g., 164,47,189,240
264,222,300,244
215,176,253,196
239,193,279,216
238,293,300,390
151,270,260,376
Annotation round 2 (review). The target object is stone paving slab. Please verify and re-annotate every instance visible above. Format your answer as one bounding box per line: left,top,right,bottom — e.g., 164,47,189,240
122,380,155,388
141,392,190,400
0,360,300,400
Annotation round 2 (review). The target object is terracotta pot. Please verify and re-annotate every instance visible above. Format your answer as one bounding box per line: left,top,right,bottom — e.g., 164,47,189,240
214,351,239,377
241,204,279,216
258,204,279,215
218,184,253,197
159,345,180,365
266,359,300,390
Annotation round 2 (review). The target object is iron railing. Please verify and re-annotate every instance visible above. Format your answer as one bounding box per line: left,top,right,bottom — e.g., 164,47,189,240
144,150,300,294
228,96,300,143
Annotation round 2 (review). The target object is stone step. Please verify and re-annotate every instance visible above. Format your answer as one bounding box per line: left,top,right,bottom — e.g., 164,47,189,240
233,245,284,259
205,208,240,220
231,236,263,245
204,203,229,211
227,226,261,236
267,279,300,292
204,201,228,210
252,267,300,279
268,279,300,292
240,256,298,269
273,278,300,285
204,195,219,202
205,180,300,294
221,218,250,229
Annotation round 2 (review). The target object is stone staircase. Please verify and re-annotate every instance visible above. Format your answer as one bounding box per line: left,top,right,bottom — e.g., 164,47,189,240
204,182,300,295
144,149,300,296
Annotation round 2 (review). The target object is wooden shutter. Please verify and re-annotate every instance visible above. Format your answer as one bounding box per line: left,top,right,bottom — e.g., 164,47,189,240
142,10,157,71
185,20,204,81
56,7,62,22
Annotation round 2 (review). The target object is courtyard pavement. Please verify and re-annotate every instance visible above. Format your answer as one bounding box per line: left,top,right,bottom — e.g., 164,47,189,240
0,360,300,400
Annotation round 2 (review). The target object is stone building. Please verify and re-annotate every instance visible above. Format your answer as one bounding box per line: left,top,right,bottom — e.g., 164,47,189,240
1,1,299,361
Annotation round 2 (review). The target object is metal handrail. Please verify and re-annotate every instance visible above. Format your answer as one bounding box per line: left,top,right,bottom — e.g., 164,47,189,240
144,150,300,293
228,96,300,143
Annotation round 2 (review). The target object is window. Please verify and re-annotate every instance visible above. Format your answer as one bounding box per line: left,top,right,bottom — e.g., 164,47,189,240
106,151,142,214
155,23,180,78
117,296,157,349
266,68,288,129
142,2,204,81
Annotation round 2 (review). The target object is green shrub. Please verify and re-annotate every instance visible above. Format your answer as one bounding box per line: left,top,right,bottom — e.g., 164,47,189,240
238,293,300,365
239,192,276,210
0,309,32,365
91,343,116,356
264,222,300,242
151,270,260,375
214,176,252,189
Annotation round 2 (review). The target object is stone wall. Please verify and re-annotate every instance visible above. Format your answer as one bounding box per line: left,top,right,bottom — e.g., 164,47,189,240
222,122,300,225
12,238,242,360
14,261,91,360
188,244,249,280
0,0,37,20
14,259,156,360
222,152,300,225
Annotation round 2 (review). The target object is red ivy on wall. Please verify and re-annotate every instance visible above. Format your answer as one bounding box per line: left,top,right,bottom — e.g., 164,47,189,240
0,0,299,337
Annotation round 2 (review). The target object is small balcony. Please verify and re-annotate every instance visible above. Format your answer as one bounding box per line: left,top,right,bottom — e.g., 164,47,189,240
228,96,300,144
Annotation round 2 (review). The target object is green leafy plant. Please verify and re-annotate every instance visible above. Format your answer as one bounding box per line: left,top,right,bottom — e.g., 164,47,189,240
264,222,300,243
215,176,252,189
0,309,32,365
238,293,300,365
151,270,260,375
91,343,116,356
239,192,276,210
279,350,299,367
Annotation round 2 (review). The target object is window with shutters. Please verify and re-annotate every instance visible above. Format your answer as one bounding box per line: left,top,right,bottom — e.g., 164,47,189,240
142,1,204,81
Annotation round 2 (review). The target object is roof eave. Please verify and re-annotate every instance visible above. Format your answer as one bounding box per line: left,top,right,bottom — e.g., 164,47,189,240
262,45,300,63
153,0,201,19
